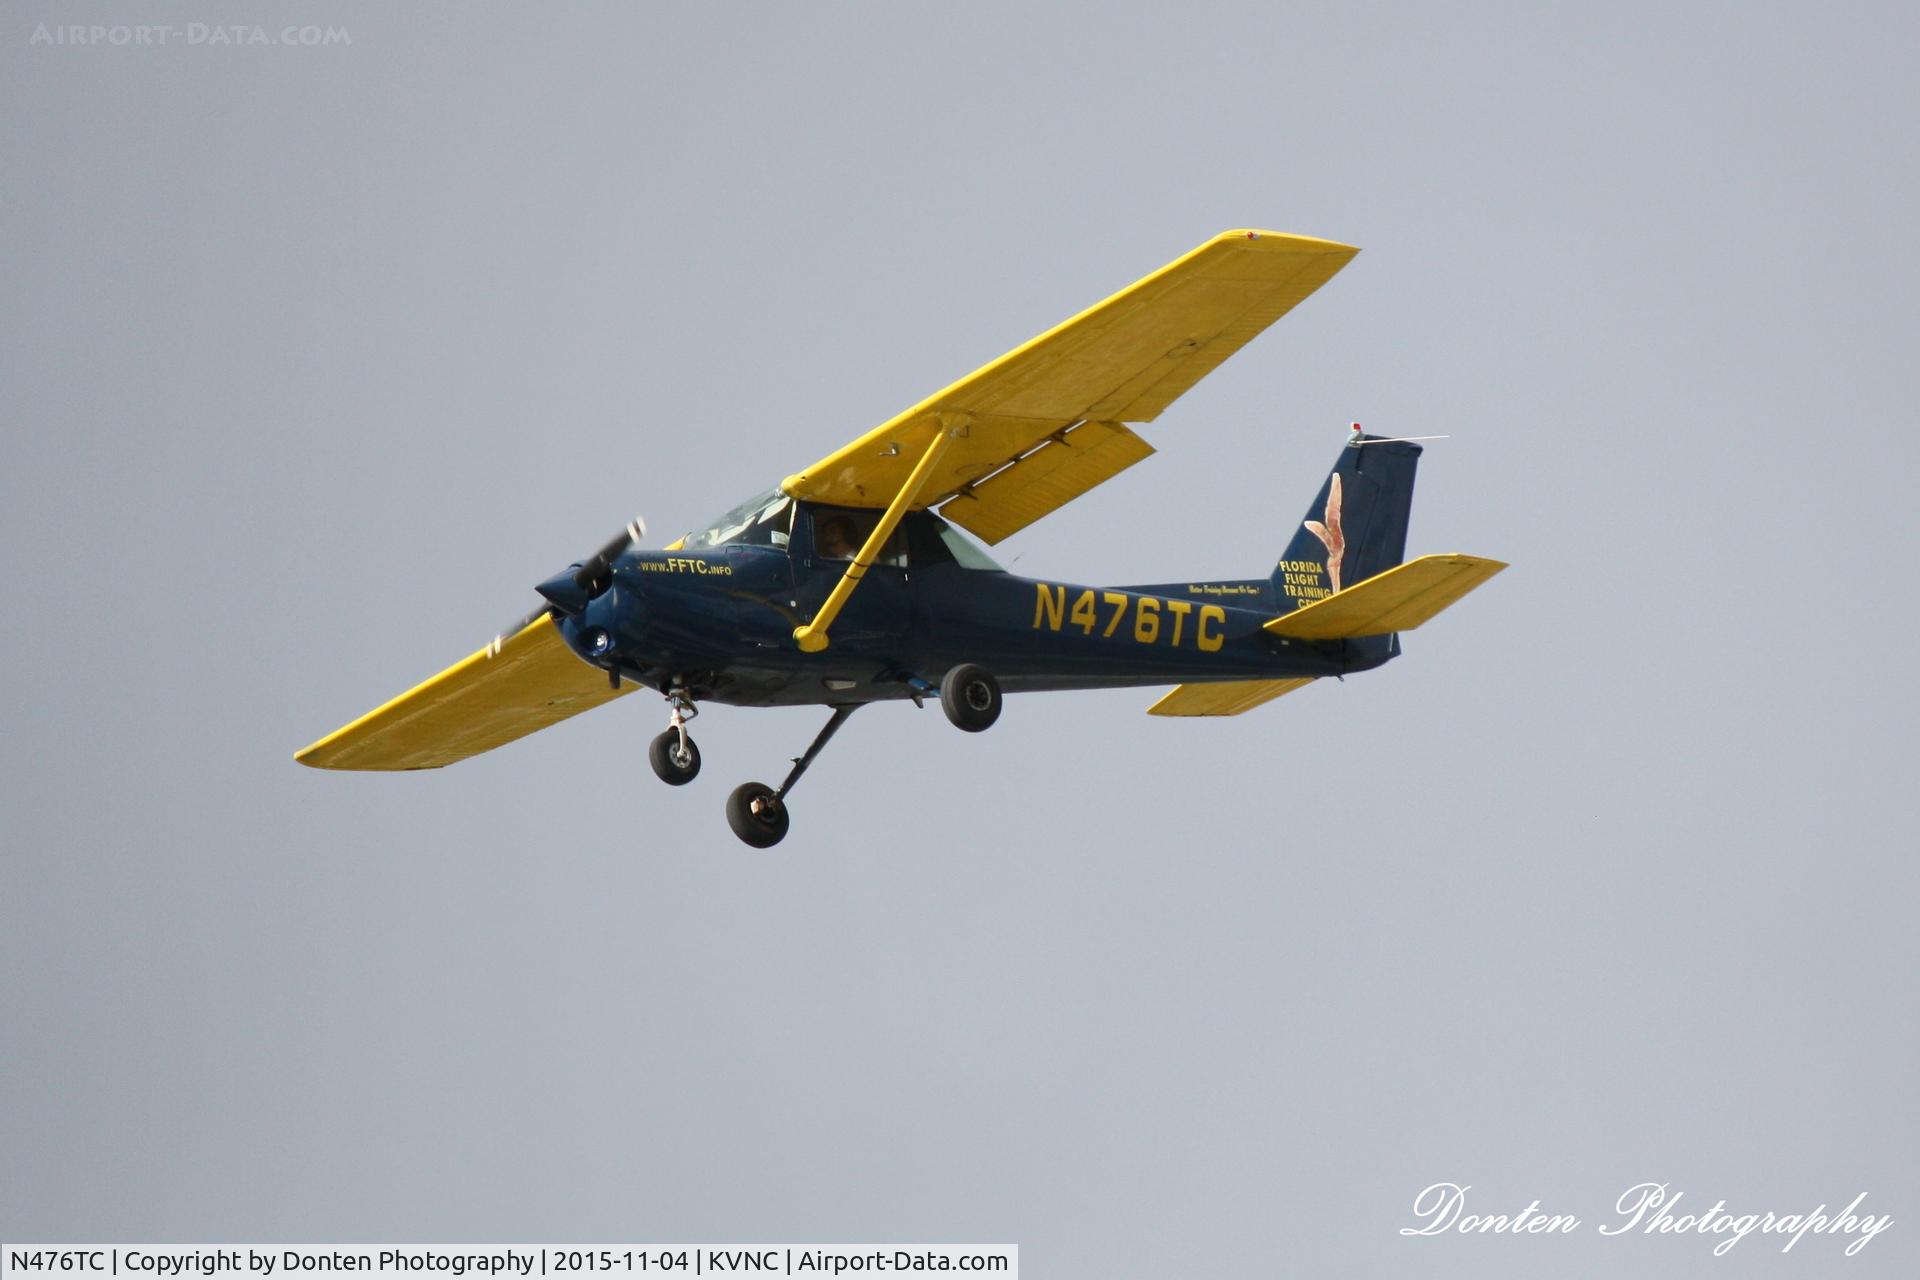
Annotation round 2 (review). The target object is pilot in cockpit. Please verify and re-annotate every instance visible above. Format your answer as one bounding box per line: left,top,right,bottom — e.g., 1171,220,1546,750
816,516,858,560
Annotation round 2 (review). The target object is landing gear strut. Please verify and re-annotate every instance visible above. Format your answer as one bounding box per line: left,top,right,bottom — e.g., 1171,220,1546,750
726,704,859,848
648,686,702,785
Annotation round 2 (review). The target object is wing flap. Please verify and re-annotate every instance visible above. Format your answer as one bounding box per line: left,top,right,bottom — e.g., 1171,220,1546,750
1147,677,1317,717
1264,554,1508,640
295,613,632,771
938,420,1154,545
783,230,1358,512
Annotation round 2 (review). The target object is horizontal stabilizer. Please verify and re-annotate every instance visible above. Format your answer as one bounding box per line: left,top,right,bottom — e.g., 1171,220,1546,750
1265,554,1505,640
295,613,632,771
1147,677,1316,717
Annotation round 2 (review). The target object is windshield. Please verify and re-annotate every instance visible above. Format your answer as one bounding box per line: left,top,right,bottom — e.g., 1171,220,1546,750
682,488,793,550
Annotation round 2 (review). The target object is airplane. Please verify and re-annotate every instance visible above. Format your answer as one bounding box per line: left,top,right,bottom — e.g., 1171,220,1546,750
296,229,1506,847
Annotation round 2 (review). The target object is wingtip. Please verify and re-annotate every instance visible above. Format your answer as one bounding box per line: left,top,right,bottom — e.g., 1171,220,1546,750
1441,553,1511,572
1215,229,1360,256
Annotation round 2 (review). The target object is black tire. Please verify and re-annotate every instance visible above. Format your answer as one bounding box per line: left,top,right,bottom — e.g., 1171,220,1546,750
940,663,1002,732
648,730,701,785
726,782,790,848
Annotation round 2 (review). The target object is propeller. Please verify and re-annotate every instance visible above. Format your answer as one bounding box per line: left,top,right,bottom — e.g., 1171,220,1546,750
515,515,648,623
571,517,648,599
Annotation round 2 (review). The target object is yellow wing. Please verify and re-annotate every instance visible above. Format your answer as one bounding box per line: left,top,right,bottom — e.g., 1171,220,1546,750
783,229,1358,542
295,614,632,771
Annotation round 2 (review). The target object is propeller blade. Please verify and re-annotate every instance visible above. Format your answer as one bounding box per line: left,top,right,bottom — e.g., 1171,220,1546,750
567,516,648,600
491,604,555,652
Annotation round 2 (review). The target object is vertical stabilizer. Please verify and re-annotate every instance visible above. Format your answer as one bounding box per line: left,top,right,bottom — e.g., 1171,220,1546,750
1272,430,1423,616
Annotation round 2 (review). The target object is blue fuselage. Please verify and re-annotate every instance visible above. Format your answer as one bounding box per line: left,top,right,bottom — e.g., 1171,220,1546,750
548,506,1393,708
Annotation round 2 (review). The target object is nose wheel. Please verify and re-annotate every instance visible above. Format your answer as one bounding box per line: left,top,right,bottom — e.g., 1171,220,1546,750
648,685,702,785
648,730,701,785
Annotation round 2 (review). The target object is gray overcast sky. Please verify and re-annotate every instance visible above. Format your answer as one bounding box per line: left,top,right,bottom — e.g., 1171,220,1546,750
3,3,1915,1276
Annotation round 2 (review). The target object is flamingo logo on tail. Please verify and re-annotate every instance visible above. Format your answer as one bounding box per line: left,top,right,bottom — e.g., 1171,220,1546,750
1303,473,1346,595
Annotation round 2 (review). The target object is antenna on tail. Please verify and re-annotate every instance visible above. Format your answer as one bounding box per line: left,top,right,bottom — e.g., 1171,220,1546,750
1346,421,1451,446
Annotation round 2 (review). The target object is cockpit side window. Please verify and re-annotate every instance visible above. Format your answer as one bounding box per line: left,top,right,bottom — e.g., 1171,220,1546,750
808,507,907,567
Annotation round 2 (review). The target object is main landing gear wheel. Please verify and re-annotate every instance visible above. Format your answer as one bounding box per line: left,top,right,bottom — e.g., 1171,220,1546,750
726,782,789,848
724,705,856,849
940,664,1002,732
648,730,701,785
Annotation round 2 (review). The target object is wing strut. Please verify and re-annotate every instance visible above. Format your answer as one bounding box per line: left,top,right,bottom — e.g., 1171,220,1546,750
792,417,962,652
